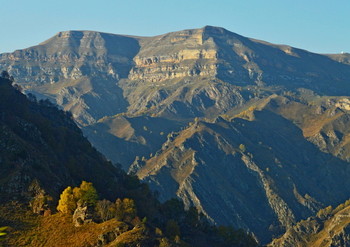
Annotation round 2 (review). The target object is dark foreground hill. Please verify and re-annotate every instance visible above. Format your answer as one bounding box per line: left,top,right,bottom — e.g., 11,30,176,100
0,74,127,203
0,75,257,247
1,26,350,244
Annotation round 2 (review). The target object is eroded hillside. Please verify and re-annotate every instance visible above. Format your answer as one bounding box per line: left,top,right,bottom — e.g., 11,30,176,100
1,26,350,244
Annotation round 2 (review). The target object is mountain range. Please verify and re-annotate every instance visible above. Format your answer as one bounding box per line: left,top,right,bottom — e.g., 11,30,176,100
0,74,257,247
1,26,350,244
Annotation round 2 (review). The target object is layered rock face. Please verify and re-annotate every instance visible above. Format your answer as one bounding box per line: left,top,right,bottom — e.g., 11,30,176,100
1,26,350,244
129,28,217,82
0,31,139,125
3,26,349,125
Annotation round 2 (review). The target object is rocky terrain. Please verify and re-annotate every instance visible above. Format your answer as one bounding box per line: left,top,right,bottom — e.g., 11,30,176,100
0,75,257,247
1,26,350,244
270,199,350,247
134,97,350,243
0,75,128,204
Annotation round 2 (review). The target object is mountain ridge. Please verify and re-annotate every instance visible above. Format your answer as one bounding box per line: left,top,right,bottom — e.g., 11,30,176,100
1,26,350,244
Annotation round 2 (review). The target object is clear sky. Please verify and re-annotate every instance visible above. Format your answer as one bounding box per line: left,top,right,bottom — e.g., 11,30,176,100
1,0,349,54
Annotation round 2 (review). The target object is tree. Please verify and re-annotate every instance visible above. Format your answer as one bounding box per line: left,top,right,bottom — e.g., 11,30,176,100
122,198,137,221
239,144,246,152
115,198,124,221
57,181,98,214
57,186,76,214
73,181,98,207
159,238,171,247
185,206,199,227
96,199,116,222
30,193,53,214
115,198,137,222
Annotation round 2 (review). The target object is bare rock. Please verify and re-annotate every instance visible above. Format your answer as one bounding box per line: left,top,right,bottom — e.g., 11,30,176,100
72,203,94,227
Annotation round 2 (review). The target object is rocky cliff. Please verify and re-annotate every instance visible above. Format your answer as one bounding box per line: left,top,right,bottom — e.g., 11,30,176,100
0,31,139,125
1,26,350,244
270,200,350,247
134,100,350,243
2,26,350,125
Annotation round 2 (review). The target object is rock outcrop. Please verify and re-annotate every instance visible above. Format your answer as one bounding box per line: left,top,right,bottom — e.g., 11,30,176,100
136,108,350,243
72,203,94,227
1,26,350,244
270,201,350,247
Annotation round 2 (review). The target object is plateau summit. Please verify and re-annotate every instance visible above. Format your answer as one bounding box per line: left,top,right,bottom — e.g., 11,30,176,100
2,26,350,244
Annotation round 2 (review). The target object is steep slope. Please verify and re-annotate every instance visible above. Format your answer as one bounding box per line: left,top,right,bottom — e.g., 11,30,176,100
0,75,127,203
1,26,350,166
262,94,350,162
2,26,350,123
83,115,186,169
134,104,350,243
1,26,350,244
0,31,140,125
120,27,245,118
0,75,258,247
270,200,350,247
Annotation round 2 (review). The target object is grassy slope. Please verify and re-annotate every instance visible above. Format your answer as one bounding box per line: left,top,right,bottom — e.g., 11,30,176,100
0,202,136,247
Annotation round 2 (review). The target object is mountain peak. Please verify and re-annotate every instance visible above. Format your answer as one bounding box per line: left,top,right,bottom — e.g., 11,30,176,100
56,30,85,38
201,25,229,33
2,26,350,244
39,30,99,46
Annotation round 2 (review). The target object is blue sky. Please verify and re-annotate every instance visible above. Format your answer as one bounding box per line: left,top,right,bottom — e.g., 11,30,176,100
1,0,349,54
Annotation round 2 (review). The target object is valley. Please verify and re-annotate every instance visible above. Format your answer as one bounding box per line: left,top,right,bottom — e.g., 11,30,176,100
1,26,350,245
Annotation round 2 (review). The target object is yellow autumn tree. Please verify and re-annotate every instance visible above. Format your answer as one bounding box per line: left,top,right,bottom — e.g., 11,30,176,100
57,186,76,214
239,144,246,152
96,199,116,222
123,198,137,220
57,181,98,214
115,198,124,221
73,181,98,207
115,198,137,222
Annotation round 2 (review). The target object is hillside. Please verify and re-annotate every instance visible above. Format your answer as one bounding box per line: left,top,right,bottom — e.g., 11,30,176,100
0,75,257,247
0,74,128,203
1,26,350,244
270,199,350,247
1,26,350,166
134,98,350,243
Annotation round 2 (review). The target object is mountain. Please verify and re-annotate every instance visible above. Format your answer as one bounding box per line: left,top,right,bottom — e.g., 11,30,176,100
270,199,350,247
1,26,350,166
2,26,350,125
0,75,128,203
134,96,350,243
1,26,350,244
0,31,138,126
0,75,257,247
